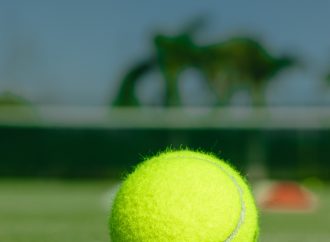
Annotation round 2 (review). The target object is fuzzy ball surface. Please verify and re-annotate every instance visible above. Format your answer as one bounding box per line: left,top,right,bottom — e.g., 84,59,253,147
110,150,259,242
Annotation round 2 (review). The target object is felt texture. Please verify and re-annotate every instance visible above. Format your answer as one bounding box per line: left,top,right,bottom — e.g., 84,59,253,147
110,150,258,242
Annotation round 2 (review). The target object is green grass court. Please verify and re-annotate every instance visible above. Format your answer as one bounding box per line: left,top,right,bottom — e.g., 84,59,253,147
0,180,329,242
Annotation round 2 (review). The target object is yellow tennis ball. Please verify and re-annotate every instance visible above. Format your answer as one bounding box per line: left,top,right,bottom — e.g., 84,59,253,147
109,150,259,242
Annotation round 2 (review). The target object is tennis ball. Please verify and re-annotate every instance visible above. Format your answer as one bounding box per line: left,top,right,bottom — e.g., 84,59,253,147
109,150,259,242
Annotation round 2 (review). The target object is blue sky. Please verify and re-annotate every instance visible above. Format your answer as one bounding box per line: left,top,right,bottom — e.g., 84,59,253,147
0,0,330,105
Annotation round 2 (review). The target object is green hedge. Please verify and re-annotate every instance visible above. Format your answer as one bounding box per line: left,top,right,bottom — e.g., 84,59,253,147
0,127,329,179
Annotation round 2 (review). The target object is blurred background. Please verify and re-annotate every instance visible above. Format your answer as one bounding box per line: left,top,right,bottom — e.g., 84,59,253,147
0,0,330,241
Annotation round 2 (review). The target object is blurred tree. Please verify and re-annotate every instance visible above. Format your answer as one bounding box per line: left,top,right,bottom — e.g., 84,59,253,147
113,57,157,106
325,73,330,85
113,20,295,107
0,91,37,123
0,91,29,106
0,9,48,105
